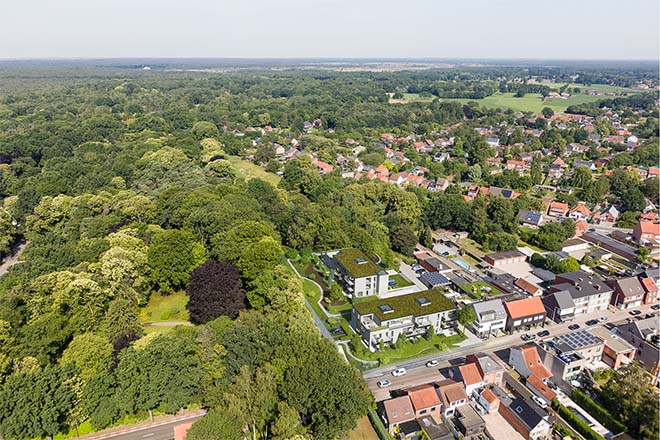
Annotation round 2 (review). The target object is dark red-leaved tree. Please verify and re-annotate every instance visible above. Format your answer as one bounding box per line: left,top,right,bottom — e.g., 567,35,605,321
186,259,246,324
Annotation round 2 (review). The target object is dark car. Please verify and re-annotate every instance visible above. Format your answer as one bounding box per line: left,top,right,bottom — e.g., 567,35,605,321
568,324,580,331
330,327,345,335
586,319,599,326
644,313,656,319
629,310,642,316
651,304,660,311
537,330,550,338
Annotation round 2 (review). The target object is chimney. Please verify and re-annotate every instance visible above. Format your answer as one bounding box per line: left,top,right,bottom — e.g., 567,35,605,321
576,286,581,291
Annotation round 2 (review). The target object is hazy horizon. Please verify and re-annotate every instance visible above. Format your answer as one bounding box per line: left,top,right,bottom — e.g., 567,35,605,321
3,0,658,60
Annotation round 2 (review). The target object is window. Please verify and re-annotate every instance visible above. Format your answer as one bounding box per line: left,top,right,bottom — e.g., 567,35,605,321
420,409,427,415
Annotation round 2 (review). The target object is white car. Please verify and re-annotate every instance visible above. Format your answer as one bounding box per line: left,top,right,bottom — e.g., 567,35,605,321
391,368,407,377
598,316,608,322
377,380,392,388
426,360,439,368
532,396,548,409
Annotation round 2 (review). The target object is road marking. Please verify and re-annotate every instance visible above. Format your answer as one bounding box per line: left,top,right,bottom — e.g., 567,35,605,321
143,434,154,438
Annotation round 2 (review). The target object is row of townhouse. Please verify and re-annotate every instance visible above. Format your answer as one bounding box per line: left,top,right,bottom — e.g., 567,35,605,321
472,296,547,338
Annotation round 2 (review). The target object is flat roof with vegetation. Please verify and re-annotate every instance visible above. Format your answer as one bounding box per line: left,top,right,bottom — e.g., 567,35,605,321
335,248,381,278
354,289,456,321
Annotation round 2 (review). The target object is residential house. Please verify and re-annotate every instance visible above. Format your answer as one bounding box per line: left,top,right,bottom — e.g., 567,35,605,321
486,137,500,147
547,201,569,217
407,384,442,419
518,210,544,228
593,205,619,225
607,277,645,309
420,257,452,274
566,143,589,155
506,160,528,175
454,404,486,439
499,397,552,440
484,249,527,267
573,158,596,171
472,299,507,338
457,362,485,396
466,353,505,387
548,271,613,315
615,317,660,384
568,203,591,222
478,388,500,414
483,186,520,199
582,232,638,261
538,330,604,381
436,379,468,417
418,416,454,440
589,326,635,370
383,395,417,437
509,344,552,381
419,271,451,289
351,290,457,350
312,159,334,174
526,374,556,403
640,276,658,304
333,249,389,299
633,220,660,244
542,290,576,322
515,278,543,297
434,177,450,192
504,297,546,333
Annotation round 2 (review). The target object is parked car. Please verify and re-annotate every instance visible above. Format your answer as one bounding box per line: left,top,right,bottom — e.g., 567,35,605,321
391,368,407,377
651,304,660,311
411,264,423,272
426,360,439,368
377,380,392,388
442,251,450,256
330,327,344,335
644,313,656,319
568,324,580,331
586,319,599,326
537,330,550,338
598,316,608,322
532,396,549,409
520,333,536,341
629,310,642,316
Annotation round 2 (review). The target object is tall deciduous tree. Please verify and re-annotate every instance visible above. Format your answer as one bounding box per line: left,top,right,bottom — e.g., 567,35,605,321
147,229,207,291
187,259,246,324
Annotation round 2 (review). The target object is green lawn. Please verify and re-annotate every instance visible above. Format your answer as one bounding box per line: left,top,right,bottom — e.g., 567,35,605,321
140,291,189,323
461,281,502,299
227,155,280,186
440,92,609,114
388,273,414,290
354,333,467,366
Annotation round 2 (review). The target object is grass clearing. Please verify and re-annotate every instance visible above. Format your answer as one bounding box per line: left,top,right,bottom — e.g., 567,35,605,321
227,155,280,186
441,92,609,114
140,291,189,323
388,273,414,290
346,415,380,440
354,333,467,366
461,281,503,299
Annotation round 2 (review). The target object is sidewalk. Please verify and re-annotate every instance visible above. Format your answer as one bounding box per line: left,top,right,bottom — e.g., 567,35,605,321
78,410,206,440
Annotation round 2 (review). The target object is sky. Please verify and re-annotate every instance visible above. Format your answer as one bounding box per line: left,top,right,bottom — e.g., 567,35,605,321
2,0,658,60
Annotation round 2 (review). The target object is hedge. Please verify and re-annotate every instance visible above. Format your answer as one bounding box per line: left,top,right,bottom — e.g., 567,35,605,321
571,389,626,434
368,407,393,440
551,398,605,440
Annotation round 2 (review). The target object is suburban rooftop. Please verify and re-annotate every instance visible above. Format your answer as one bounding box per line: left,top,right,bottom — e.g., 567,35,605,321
335,248,382,278
353,289,455,321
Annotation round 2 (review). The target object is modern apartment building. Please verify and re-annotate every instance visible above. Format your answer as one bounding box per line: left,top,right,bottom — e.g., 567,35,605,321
332,248,389,299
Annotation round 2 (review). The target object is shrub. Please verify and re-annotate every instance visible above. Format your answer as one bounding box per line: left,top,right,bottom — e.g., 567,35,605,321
571,389,626,434
368,407,392,440
551,399,605,440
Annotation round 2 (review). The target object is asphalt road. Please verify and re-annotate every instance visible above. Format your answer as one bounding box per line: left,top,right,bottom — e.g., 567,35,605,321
365,301,658,401
87,414,205,440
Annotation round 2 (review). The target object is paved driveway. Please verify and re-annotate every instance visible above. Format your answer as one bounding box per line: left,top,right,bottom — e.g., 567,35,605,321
482,411,524,440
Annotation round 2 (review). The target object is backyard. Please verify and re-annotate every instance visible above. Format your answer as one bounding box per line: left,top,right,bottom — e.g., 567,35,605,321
461,281,503,299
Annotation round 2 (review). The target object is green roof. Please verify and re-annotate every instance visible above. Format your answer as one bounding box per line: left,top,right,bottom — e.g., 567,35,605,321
335,248,381,278
353,289,456,321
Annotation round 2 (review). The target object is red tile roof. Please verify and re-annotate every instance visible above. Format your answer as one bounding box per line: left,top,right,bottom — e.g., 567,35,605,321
481,388,499,404
520,345,552,380
515,278,542,296
407,384,441,410
504,297,545,319
638,221,660,234
527,374,556,401
383,395,415,424
641,277,658,293
458,363,483,386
